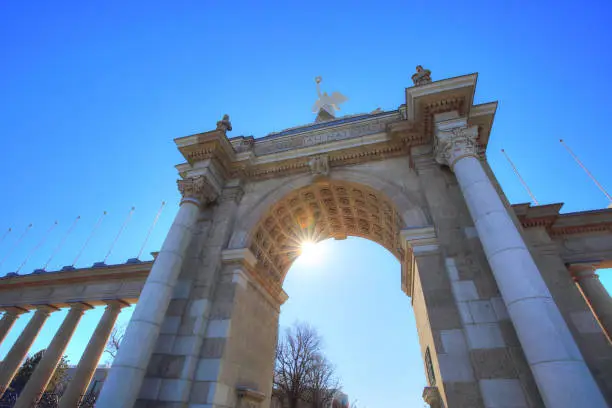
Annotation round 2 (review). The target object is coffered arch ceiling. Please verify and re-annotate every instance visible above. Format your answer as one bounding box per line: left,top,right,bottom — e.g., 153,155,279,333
247,181,406,288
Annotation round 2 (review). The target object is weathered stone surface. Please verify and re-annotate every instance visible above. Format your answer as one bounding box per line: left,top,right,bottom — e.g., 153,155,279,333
470,348,516,379
444,381,484,408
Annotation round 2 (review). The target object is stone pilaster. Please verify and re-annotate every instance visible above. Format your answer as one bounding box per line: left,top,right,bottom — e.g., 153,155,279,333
0,307,26,346
434,112,607,408
58,301,127,408
96,175,214,408
14,303,90,408
0,305,56,397
569,263,612,342
177,249,283,408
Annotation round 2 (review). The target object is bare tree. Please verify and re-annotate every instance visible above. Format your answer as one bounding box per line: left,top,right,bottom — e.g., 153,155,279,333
305,353,339,408
104,323,126,361
274,322,341,408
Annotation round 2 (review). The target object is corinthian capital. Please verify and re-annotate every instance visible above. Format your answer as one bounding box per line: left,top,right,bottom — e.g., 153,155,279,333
177,175,218,205
433,125,479,169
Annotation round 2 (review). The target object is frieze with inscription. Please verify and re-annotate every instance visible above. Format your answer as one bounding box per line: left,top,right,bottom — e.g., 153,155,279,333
253,114,400,156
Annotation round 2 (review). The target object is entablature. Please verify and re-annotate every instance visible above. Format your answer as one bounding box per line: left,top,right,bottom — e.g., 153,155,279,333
173,73,499,183
513,203,612,237
0,262,152,309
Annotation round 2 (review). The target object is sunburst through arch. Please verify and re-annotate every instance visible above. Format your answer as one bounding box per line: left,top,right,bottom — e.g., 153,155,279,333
247,181,407,288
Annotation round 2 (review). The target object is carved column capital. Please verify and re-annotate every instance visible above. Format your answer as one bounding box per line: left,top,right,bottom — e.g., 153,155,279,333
567,262,599,281
177,175,218,206
433,124,479,169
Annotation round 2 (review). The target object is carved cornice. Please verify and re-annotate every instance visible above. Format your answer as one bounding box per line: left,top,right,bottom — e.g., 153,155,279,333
513,203,612,237
172,74,498,184
422,96,466,140
227,139,410,181
549,223,612,237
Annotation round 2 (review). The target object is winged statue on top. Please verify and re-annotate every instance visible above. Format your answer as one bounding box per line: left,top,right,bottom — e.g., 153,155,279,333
312,76,348,122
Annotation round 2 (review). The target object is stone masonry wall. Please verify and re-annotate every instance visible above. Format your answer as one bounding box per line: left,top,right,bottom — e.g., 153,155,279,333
521,227,612,404
135,188,243,408
412,151,544,408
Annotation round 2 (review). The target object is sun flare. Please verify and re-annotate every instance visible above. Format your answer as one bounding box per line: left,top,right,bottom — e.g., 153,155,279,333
299,240,323,264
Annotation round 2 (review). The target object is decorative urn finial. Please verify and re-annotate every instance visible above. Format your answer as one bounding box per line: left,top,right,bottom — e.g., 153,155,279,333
412,65,432,86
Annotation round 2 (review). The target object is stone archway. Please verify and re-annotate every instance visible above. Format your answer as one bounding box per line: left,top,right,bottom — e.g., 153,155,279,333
93,70,612,408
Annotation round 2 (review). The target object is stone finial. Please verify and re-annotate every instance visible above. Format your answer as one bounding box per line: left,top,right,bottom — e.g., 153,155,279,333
216,114,232,132
309,154,330,177
433,125,479,169
411,65,432,86
177,175,218,205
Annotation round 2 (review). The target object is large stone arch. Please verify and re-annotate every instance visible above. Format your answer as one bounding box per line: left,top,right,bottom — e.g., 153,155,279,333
88,70,612,408
245,180,408,286
228,164,431,251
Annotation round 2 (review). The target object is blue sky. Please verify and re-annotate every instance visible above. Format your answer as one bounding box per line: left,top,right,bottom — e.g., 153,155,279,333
1,1,612,407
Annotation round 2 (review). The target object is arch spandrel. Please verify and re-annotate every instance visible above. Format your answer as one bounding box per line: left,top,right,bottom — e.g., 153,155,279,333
246,180,410,289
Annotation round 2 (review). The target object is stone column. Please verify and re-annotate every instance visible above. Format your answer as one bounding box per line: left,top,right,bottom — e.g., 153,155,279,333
0,307,26,346
569,263,612,342
14,303,90,408
96,176,216,408
58,301,126,408
433,113,607,408
0,305,56,397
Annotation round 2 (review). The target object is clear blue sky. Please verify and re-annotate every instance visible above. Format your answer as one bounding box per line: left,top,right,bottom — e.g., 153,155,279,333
1,1,612,407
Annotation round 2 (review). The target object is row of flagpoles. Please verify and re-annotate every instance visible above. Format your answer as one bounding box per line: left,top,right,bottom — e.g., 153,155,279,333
501,139,612,208
0,201,166,276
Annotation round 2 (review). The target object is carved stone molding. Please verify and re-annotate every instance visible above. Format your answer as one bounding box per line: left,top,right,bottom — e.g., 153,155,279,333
309,154,329,177
400,226,438,296
177,175,218,205
433,124,479,169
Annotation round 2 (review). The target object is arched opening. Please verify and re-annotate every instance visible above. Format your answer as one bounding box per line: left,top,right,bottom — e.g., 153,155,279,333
244,181,426,406
247,181,407,290
280,237,426,406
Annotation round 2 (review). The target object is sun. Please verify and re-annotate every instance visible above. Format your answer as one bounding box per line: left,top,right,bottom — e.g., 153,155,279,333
299,240,323,264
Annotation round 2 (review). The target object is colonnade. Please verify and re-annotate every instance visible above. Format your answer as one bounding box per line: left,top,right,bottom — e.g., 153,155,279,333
0,300,127,407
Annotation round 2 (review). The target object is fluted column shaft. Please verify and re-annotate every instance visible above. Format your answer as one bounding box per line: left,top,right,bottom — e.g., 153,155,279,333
96,191,204,408
0,307,26,347
570,263,612,342
434,114,607,408
0,306,55,397
59,301,126,408
14,303,89,408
